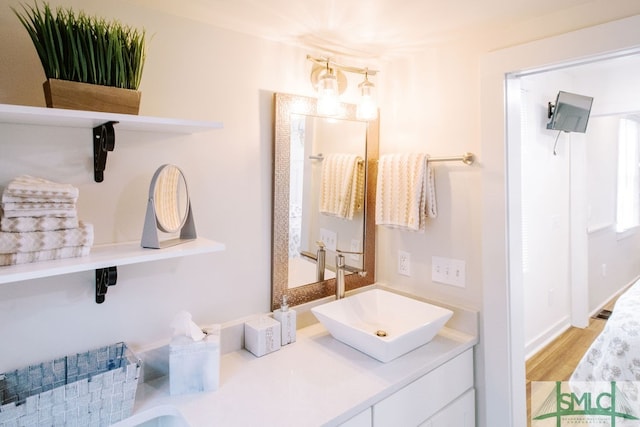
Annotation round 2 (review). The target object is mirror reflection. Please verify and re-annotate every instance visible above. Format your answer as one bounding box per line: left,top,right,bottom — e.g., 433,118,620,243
288,114,367,288
154,165,189,233
272,93,379,310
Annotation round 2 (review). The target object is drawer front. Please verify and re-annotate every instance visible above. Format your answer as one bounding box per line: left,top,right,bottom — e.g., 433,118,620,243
372,349,473,426
340,408,372,427
420,388,475,427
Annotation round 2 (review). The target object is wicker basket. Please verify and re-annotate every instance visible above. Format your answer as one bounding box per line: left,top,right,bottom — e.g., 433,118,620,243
0,342,141,427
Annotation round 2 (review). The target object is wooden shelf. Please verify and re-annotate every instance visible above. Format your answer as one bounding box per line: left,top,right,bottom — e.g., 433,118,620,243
0,238,225,285
0,103,223,133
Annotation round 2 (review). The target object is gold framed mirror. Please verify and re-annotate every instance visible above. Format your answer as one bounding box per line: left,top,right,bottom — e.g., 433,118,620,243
272,93,378,310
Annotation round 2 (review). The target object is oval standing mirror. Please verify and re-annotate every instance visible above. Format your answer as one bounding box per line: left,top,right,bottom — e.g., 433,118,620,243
272,93,379,309
141,164,196,249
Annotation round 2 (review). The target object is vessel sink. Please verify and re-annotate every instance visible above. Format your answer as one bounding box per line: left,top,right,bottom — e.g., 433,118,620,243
311,289,453,362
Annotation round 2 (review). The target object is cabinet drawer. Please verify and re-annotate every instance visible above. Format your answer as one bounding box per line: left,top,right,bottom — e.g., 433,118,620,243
372,349,473,426
420,388,475,427
340,408,372,427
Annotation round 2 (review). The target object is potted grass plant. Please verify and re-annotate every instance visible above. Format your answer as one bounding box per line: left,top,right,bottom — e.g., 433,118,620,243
13,2,146,115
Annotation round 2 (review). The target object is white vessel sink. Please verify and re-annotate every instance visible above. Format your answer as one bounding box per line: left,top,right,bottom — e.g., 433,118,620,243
311,289,453,362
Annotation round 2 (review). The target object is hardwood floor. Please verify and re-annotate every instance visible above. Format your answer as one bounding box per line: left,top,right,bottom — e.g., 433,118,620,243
525,298,617,426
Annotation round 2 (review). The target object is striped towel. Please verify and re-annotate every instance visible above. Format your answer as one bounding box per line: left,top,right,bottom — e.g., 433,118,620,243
0,221,93,254
2,175,78,201
375,153,437,231
0,245,91,266
319,154,364,220
0,216,79,233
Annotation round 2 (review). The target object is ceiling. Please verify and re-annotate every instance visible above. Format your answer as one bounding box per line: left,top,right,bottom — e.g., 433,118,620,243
133,0,596,58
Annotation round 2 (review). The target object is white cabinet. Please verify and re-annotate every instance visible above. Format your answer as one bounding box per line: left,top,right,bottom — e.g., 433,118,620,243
372,349,474,426
0,103,225,300
340,408,372,427
420,389,475,427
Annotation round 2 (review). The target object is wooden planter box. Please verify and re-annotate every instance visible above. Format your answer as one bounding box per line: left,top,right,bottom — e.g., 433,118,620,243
43,78,141,115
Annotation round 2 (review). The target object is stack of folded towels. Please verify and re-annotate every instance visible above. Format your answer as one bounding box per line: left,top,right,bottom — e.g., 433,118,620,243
0,175,93,266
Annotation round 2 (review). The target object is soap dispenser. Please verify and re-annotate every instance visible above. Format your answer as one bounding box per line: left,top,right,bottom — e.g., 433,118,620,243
274,295,296,345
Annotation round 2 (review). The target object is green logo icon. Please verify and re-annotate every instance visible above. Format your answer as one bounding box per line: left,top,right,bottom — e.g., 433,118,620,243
532,381,640,426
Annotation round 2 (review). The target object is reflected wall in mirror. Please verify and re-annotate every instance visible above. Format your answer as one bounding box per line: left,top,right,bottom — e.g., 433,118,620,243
272,93,379,310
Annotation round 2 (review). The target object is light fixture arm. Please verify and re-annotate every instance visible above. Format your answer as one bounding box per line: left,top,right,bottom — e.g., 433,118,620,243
306,55,378,77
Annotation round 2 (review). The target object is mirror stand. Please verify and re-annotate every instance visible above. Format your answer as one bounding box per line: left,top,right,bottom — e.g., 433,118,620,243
141,200,196,249
141,164,197,249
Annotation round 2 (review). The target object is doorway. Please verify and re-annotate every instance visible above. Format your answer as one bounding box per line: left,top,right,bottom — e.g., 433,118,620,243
480,15,640,427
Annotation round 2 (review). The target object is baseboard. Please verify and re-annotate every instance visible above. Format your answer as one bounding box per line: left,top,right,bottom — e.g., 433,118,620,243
525,315,571,360
589,275,640,317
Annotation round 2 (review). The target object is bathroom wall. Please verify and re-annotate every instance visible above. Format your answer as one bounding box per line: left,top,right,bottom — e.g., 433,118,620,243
2,1,640,427
0,0,374,371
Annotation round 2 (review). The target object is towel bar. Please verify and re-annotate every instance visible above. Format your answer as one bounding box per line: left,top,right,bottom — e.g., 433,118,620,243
376,152,474,165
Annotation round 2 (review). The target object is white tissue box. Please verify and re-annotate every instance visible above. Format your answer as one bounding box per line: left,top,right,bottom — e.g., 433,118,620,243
244,316,281,357
169,325,221,396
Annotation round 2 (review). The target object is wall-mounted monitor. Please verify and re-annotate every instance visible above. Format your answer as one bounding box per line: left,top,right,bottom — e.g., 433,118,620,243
547,91,594,133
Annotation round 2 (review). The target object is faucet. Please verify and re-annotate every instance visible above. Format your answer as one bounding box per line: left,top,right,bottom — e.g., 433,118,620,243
335,249,366,299
316,241,326,282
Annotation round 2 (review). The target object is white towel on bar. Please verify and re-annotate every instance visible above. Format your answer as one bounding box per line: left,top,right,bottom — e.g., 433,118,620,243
375,153,437,231
319,154,364,220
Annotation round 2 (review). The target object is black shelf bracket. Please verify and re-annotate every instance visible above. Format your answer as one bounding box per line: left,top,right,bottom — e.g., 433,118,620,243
93,121,118,182
95,266,118,304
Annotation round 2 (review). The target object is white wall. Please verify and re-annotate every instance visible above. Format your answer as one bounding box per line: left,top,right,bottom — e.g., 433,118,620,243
518,72,574,357
0,0,346,371
2,1,640,427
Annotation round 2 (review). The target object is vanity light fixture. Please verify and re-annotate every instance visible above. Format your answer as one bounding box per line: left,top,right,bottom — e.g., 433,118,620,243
316,63,340,116
356,70,377,121
307,55,379,120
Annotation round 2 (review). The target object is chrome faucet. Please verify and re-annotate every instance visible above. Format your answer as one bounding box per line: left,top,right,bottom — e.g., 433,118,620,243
335,249,366,300
316,241,326,282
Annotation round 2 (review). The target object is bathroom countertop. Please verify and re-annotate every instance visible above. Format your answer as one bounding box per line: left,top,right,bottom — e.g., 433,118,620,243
124,322,477,426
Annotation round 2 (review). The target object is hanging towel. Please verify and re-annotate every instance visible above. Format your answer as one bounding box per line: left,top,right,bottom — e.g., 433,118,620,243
0,221,93,254
319,154,364,220
2,175,78,201
375,153,437,231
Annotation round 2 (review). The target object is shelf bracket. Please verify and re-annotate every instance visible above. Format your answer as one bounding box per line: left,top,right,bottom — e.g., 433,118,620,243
93,121,118,183
95,266,118,304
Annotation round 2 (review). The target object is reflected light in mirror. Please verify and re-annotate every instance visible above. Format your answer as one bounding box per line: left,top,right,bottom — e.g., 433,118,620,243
357,76,377,121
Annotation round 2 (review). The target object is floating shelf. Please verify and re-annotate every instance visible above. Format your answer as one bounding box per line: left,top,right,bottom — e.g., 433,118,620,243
0,238,225,285
0,103,223,133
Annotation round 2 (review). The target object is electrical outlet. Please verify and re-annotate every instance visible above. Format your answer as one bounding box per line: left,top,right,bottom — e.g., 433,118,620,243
319,228,337,251
398,251,411,276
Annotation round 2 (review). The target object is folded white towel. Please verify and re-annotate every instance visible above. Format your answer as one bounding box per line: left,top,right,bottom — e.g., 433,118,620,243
1,207,77,219
0,245,91,266
0,221,93,254
0,216,79,233
319,154,364,220
375,153,437,231
2,175,79,201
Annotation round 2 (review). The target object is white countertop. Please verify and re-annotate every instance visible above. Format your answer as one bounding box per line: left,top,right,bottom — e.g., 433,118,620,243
122,322,476,426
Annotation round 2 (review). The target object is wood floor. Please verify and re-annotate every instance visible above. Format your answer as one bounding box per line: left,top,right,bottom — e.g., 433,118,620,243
525,298,617,426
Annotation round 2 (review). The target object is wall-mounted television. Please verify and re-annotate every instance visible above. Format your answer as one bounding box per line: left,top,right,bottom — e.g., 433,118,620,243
546,91,594,133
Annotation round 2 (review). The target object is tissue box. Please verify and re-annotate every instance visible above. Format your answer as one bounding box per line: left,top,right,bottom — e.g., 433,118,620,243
169,325,220,396
244,316,281,357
